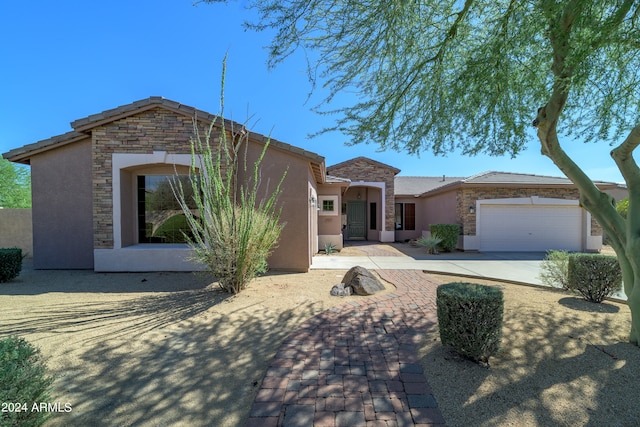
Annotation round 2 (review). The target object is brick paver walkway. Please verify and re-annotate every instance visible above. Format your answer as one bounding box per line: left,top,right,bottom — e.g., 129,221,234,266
245,270,447,427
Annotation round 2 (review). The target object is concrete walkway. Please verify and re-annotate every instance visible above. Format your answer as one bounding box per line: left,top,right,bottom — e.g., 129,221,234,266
311,251,546,286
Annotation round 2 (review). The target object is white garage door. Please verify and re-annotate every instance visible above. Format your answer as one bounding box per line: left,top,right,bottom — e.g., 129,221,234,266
479,204,583,251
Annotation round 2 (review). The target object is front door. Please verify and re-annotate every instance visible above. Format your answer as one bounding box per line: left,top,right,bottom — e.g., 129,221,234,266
347,201,367,240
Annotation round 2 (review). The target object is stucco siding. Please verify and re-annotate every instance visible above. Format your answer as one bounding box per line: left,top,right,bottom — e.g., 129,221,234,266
239,141,311,271
30,138,93,268
394,196,423,242
422,191,458,229
317,183,344,249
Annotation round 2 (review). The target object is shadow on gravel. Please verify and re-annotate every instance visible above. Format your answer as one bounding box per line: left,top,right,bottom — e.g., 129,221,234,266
0,281,328,427
0,266,212,295
0,286,231,340
48,302,321,427
419,292,635,427
558,297,620,314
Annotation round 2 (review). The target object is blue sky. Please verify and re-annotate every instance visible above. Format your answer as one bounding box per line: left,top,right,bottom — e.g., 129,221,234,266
0,1,625,182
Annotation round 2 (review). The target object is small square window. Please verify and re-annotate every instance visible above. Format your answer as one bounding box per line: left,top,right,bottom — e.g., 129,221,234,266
318,195,339,216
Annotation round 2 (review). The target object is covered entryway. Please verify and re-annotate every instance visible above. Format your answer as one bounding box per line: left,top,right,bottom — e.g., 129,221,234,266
346,201,367,239
477,198,584,252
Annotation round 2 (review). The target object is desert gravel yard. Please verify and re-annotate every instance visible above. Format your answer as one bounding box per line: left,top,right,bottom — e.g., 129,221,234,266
0,265,357,426
1,260,639,426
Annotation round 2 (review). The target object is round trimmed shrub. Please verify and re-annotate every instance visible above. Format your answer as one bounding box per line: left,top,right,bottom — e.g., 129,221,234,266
567,254,622,303
437,282,504,365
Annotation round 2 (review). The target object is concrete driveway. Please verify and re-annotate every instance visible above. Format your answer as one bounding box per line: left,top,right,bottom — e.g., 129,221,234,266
312,242,628,301
311,250,546,286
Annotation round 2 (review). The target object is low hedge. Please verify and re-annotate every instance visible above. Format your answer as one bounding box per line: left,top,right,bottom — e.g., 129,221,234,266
567,253,622,303
437,282,503,365
0,248,22,283
430,224,460,252
0,336,55,426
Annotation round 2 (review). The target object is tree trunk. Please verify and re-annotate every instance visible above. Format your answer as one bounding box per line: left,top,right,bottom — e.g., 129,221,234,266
536,120,640,345
534,1,640,346
623,259,640,345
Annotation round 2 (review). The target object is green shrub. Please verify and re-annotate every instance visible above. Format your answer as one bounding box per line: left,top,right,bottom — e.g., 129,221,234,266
567,254,622,303
437,282,504,365
0,336,55,427
324,242,337,254
616,197,628,219
171,58,286,294
0,248,22,283
417,236,442,254
430,224,459,252
539,250,570,290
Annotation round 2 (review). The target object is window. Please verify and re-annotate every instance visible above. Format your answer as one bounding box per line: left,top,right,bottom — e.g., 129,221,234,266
137,175,196,243
318,195,339,216
405,203,415,230
395,203,415,231
370,202,377,230
322,199,334,212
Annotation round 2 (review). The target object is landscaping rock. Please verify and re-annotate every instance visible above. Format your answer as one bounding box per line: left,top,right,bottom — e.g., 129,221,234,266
330,283,353,297
342,266,385,296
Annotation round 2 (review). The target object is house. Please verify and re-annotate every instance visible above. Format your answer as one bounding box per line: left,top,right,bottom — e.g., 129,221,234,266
3,98,625,272
394,171,625,252
3,97,334,272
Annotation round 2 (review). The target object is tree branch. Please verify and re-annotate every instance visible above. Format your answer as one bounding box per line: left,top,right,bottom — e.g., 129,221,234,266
611,124,640,185
611,125,640,243
536,0,625,249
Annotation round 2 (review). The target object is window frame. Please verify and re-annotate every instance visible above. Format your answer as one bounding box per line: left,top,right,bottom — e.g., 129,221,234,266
318,195,339,216
395,202,416,231
136,174,195,244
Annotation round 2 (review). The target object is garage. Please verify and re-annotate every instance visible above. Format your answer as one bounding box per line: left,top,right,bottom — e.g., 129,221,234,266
478,202,584,252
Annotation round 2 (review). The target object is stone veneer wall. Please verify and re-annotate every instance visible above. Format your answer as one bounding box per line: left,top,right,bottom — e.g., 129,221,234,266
327,159,397,232
457,187,602,236
92,108,214,249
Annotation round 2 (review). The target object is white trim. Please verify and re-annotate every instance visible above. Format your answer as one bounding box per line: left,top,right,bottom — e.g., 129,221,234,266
94,247,205,272
349,182,388,231
379,231,395,242
476,196,580,207
318,195,339,216
95,151,201,271
112,151,196,249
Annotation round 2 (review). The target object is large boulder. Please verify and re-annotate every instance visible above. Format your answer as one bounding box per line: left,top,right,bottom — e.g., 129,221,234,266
342,266,385,296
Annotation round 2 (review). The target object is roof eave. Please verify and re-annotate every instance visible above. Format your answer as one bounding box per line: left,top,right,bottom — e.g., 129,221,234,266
2,131,88,164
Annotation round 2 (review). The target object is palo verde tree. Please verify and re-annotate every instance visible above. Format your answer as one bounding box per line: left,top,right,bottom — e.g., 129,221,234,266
172,58,287,294
203,1,640,344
